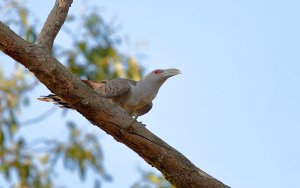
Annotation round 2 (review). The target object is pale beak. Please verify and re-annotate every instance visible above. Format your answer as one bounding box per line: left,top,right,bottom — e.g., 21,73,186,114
163,68,182,77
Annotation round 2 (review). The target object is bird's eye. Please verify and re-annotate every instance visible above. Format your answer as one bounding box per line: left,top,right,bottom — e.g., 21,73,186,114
153,69,163,74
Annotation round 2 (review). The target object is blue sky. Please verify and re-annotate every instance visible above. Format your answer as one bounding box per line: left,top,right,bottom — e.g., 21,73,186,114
2,0,300,187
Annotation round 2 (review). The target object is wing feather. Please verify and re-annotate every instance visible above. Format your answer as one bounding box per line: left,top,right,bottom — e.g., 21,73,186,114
82,78,136,98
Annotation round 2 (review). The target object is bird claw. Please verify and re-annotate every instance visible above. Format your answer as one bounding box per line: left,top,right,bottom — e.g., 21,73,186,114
126,117,146,131
139,122,146,127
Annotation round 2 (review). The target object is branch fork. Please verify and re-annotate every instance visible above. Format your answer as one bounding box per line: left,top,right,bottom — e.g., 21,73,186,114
0,1,229,187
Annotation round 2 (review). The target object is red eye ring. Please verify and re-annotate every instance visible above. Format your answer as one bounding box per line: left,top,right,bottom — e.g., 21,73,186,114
153,69,163,74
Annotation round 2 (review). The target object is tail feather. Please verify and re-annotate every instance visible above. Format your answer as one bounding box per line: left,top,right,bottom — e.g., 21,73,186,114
38,94,73,109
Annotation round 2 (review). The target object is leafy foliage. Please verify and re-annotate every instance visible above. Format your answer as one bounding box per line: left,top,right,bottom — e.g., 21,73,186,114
0,1,142,187
60,12,142,81
0,1,171,188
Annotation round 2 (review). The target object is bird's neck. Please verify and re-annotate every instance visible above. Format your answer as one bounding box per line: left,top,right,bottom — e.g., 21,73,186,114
135,77,167,99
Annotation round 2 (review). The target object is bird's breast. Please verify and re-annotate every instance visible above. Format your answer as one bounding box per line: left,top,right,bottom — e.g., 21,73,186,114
111,84,157,115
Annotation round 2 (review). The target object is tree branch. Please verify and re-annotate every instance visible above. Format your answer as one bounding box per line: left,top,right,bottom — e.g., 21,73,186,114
36,0,73,51
0,3,230,187
19,106,57,126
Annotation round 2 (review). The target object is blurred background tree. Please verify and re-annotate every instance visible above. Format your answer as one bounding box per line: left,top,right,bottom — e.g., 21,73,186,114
0,0,172,187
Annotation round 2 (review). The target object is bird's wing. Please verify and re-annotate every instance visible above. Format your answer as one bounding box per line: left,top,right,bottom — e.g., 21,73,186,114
82,78,136,98
135,102,153,116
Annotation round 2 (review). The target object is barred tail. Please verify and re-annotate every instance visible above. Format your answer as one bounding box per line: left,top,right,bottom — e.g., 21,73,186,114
37,94,73,109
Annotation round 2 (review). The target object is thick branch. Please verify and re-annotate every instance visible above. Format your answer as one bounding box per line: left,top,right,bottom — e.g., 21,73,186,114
0,19,229,188
36,0,73,51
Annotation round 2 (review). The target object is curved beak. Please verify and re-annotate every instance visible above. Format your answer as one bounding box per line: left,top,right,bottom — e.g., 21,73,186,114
163,68,181,77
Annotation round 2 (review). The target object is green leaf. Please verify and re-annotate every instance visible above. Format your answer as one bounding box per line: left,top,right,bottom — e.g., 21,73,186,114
79,160,86,180
0,128,4,146
39,155,49,165
18,8,28,29
2,165,11,181
10,123,18,135
78,42,87,53
25,27,37,42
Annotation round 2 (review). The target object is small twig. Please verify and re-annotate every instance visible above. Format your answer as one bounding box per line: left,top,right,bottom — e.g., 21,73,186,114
19,106,57,126
23,138,60,154
25,137,59,148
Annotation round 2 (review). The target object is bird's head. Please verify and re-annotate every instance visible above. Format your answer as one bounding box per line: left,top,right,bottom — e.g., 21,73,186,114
143,68,181,84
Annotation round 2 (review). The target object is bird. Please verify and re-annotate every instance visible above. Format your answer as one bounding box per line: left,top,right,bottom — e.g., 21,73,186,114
38,68,181,124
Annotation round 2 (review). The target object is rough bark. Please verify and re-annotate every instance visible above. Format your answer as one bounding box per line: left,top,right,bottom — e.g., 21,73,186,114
37,0,73,51
0,1,230,187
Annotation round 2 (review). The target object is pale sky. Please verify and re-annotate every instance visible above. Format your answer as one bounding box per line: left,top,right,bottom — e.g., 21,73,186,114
2,0,300,187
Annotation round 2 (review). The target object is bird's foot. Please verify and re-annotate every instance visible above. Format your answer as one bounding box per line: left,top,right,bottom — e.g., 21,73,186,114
125,118,136,133
125,115,146,132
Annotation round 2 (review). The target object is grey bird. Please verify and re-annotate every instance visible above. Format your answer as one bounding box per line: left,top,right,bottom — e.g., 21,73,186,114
38,68,181,123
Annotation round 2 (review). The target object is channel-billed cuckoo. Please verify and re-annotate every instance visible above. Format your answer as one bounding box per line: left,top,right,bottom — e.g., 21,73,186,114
38,68,181,124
